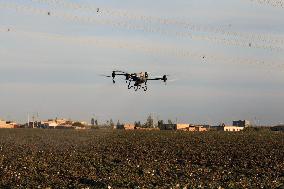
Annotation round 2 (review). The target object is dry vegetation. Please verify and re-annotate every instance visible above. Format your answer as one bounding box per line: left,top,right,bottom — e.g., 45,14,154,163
0,129,283,188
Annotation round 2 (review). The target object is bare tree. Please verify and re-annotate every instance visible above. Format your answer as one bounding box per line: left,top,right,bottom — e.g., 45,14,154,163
144,115,154,128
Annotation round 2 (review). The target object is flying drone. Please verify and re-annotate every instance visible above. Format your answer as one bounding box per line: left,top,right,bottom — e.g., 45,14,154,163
101,71,168,91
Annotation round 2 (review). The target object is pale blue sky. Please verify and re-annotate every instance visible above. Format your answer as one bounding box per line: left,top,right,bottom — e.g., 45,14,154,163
0,0,284,125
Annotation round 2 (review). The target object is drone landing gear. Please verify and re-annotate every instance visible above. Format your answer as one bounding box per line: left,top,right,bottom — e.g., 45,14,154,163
127,81,147,91
142,85,147,91
128,81,133,89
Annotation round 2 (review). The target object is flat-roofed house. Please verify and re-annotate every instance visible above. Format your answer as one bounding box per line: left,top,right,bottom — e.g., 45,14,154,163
223,125,244,132
233,120,251,127
0,120,16,128
160,124,190,131
115,123,136,130
176,124,190,131
160,124,208,132
124,123,135,130
159,124,175,130
195,126,208,132
271,125,284,132
188,125,196,131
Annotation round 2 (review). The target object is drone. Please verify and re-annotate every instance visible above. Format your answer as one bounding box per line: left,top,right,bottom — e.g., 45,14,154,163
101,71,168,91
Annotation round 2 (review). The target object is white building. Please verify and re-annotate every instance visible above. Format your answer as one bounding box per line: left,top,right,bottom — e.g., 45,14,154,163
223,125,244,132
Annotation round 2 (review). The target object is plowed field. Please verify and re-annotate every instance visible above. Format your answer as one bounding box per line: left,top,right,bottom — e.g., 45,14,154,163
0,129,283,188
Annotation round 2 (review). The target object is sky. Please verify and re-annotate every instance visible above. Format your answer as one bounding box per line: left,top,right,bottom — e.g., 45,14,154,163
0,0,284,125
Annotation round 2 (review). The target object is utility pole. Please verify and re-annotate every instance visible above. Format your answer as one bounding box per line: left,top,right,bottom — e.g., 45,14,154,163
32,114,35,128
27,113,30,128
156,115,159,128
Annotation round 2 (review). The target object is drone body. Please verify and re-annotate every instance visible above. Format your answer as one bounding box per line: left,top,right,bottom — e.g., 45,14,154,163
101,71,168,91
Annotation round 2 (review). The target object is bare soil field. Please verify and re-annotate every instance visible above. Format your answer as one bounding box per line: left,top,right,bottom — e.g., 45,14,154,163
0,129,283,188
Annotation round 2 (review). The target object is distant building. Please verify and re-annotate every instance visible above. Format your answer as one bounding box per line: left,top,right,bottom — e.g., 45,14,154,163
43,121,58,128
124,124,135,130
194,125,208,132
115,123,136,130
55,118,70,125
160,124,208,132
233,120,250,127
80,121,88,126
159,123,175,130
160,123,189,130
176,124,191,130
213,120,249,132
219,125,244,132
271,125,284,132
40,118,75,129
0,120,17,128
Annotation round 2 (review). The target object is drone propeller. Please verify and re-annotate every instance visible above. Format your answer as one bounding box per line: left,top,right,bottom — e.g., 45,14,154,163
100,73,116,84
113,70,126,74
151,74,169,78
99,74,112,78
167,78,178,82
166,78,178,85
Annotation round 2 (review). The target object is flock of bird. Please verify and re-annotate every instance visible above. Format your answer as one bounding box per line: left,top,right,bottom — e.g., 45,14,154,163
246,0,284,8
0,0,283,69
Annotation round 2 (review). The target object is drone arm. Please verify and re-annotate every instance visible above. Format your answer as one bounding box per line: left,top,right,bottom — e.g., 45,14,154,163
146,78,162,81
147,75,168,83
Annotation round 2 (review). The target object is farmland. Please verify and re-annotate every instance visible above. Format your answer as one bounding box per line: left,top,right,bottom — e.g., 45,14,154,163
0,129,283,188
